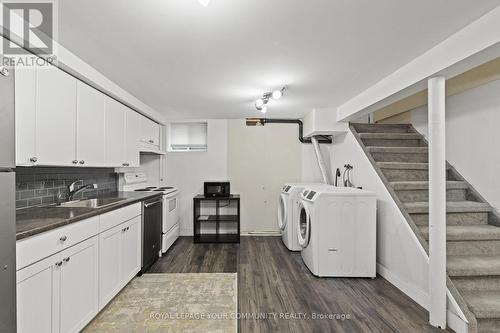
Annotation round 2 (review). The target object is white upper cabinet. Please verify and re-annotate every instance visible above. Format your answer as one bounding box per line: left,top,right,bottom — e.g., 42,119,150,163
141,116,160,148
76,82,106,167
15,62,147,168
124,108,142,167
104,97,126,167
15,65,37,166
36,66,77,166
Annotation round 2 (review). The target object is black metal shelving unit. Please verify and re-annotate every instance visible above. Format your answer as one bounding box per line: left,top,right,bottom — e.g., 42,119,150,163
193,194,240,243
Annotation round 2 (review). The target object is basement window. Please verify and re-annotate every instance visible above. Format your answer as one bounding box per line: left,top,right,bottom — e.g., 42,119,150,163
168,122,208,152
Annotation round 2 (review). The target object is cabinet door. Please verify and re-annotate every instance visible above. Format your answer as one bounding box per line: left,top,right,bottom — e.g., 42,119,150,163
104,97,126,167
36,66,77,166
120,216,142,284
59,237,98,333
15,64,37,166
17,253,60,333
141,116,160,146
76,82,105,167
124,109,142,167
98,223,123,309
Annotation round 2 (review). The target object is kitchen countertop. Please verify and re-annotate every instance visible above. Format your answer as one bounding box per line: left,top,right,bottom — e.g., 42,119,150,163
16,191,162,240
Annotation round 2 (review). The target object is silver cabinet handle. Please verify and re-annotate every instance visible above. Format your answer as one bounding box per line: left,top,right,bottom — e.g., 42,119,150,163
144,200,162,208
63,257,70,263
60,236,67,242
122,163,130,167
72,160,78,164
328,248,338,252
149,140,154,143
55,261,62,267
79,160,85,165
30,157,38,163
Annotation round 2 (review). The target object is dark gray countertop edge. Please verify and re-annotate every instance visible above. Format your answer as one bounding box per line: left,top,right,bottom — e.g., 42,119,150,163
16,192,162,241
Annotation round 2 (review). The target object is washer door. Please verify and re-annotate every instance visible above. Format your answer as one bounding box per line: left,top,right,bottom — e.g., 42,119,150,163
297,202,311,247
277,194,287,230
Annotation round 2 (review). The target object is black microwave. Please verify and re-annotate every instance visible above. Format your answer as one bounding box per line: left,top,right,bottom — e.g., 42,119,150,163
204,182,230,197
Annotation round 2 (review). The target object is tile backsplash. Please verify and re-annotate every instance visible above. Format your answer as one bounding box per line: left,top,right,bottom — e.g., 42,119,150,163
16,167,118,209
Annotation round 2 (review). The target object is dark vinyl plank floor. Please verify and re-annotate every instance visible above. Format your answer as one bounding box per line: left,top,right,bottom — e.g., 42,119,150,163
147,236,446,333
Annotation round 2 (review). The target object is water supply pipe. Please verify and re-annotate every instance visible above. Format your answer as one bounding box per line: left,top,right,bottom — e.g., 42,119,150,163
311,136,331,185
245,118,332,144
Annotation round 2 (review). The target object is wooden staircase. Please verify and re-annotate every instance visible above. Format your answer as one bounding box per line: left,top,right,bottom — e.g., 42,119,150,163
351,123,500,333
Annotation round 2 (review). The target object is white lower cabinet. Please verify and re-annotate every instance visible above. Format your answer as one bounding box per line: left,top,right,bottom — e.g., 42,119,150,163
17,205,143,333
17,254,59,333
99,216,141,310
59,237,99,333
17,236,98,333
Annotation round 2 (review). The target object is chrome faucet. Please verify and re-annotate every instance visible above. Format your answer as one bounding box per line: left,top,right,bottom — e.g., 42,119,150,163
67,180,98,201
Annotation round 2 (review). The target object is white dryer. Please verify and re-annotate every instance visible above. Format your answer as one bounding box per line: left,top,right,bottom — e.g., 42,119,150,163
297,187,377,277
278,183,329,251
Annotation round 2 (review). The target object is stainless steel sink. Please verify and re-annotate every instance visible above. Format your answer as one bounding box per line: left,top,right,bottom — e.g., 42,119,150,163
56,197,126,209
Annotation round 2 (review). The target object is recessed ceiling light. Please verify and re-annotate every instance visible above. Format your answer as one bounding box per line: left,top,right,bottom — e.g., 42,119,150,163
198,0,210,7
255,98,265,108
260,106,268,114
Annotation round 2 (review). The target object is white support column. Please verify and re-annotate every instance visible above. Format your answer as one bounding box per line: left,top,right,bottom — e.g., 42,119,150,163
428,76,447,329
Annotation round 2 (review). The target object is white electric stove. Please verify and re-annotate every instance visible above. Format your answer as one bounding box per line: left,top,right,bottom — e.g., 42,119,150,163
120,172,180,254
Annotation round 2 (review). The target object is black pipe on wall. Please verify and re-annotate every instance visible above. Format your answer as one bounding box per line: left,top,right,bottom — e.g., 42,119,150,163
245,118,332,144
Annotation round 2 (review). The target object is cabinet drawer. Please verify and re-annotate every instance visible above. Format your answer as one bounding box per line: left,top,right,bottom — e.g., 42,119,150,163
99,203,141,232
16,216,99,270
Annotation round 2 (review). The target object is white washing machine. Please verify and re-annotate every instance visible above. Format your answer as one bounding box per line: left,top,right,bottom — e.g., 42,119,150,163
297,187,377,277
278,183,330,251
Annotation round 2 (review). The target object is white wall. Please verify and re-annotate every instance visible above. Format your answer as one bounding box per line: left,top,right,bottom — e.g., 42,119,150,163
166,120,228,235
411,79,500,210
227,120,302,234
166,118,303,235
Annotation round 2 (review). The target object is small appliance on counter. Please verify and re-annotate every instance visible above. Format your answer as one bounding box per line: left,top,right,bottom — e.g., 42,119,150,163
119,172,180,261
204,181,230,197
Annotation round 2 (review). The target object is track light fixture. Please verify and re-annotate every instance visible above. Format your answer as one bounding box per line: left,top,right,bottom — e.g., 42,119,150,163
254,86,285,112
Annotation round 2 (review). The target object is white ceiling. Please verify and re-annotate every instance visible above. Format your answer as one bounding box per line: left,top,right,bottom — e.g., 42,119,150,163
58,0,500,119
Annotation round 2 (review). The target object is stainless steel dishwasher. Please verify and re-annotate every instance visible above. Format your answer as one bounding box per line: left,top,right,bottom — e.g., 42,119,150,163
141,196,163,273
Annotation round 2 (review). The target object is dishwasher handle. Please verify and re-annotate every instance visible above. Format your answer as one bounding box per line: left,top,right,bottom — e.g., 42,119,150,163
144,199,162,208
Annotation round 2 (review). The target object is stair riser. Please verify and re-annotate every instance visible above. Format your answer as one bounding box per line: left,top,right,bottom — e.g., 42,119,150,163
371,152,428,163
352,124,412,133
381,169,428,181
452,277,500,292
411,212,489,226
361,138,423,147
396,189,466,203
448,241,500,256
477,319,500,333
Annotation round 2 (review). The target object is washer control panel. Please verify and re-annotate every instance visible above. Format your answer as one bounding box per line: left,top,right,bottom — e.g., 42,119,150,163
301,190,318,201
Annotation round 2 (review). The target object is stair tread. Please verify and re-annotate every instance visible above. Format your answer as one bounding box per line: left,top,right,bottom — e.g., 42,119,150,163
405,201,491,214
391,181,468,190
377,162,451,170
448,255,500,277
419,225,500,241
359,133,423,140
367,146,428,153
378,162,429,170
461,291,500,319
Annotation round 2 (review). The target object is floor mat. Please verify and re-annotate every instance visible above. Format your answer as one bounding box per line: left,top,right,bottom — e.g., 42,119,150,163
83,273,237,333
